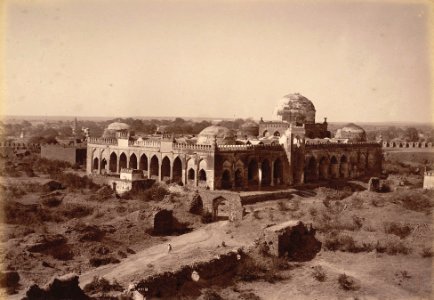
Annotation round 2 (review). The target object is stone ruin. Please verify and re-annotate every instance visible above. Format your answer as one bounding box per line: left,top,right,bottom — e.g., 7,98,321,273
263,220,321,261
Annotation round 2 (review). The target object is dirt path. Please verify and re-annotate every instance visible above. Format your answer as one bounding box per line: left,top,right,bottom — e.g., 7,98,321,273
78,220,245,288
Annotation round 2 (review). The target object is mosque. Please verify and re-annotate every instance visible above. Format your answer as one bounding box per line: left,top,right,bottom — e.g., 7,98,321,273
86,93,382,190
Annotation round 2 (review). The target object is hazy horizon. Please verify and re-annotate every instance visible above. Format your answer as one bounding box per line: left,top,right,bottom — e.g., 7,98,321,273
3,0,433,123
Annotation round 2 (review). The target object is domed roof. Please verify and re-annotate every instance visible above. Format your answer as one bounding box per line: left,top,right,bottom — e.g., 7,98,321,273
274,93,316,124
240,121,259,138
339,123,365,133
197,125,235,145
107,122,130,131
241,121,259,129
335,123,366,142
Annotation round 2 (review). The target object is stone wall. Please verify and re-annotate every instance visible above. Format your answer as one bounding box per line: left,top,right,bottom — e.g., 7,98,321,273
41,145,86,165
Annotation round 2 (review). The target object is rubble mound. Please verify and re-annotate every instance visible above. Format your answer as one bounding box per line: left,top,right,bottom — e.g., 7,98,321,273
24,273,89,300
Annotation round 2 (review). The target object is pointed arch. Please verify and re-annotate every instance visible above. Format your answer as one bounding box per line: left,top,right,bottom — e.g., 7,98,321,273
93,157,99,171
248,159,259,186
319,157,329,180
329,156,339,179
339,155,348,178
261,159,271,186
188,168,195,180
221,169,232,190
199,169,207,181
273,158,283,185
172,156,182,183
305,156,318,183
139,154,148,171
161,156,171,179
109,152,117,172
150,155,159,178
119,152,127,170
129,153,138,169
234,169,244,188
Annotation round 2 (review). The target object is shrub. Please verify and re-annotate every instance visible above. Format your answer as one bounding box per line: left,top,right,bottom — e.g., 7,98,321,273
383,222,412,239
41,197,63,207
352,215,364,230
338,273,359,291
189,193,203,215
83,276,123,294
312,266,326,282
421,247,433,258
309,207,318,217
393,190,432,212
375,239,411,255
32,157,71,176
89,256,120,267
351,196,364,209
53,173,100,191
277,200,289,211
323,233,374,253
60,203,94,219
252,210,261,219
201,289,223,300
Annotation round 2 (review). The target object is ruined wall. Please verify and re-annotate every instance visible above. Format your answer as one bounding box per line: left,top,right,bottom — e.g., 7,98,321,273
41,145,86,165
199,190,243,221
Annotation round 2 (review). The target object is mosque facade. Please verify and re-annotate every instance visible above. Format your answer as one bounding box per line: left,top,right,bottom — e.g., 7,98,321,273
86,93,382,190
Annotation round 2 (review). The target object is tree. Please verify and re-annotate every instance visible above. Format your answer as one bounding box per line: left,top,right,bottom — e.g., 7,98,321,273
404,127,419,142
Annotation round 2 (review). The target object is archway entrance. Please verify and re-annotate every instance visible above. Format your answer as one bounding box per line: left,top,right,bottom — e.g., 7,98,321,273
319,157,329,180
273,158,283,185
100,158,107,172
172,157,182,183
187,168,195,184
329,156,339,179
234,169,244,188
150,155,159,178
261,159,271,186
109,152,117,173
221,169,232,190
199,169,207,182
339,155,348,178
248,159,259,186
161,157,171,181
139,154,148,171
129,153,137,169
305,156,318,183
119,153,127,170
93,157,99,171
212,196,229,221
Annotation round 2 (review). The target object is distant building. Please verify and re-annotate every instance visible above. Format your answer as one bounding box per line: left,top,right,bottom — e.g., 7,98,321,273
423,171,434,190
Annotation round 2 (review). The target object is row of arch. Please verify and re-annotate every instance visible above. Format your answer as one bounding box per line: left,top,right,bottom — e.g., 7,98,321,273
262,130,281,137
383,141,432,148
304,152,376,182
92,150,210,186
219,157,284,190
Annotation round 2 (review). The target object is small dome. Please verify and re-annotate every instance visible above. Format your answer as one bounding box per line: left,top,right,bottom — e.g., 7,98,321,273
335,123,366,142
274,93,316,124
107,122,130,131
197,125,235,145
240,121,259,138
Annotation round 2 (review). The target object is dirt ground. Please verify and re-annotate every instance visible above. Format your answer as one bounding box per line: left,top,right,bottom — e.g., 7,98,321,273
1,151,433,299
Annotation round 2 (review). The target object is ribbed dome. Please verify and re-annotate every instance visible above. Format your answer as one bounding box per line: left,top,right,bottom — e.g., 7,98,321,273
107,122,130,131
335,123,366,142
197,125,235,145
274,93,316,124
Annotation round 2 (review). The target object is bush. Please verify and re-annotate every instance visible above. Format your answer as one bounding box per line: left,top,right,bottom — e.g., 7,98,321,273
323,233,374,253
189,193,203,215
53,173,100,191
351,196,364,209
59,203,94,219
393,190,432,212
201,211,213,224
277,200,289,211
383,222,412,239
312,266,326,282
41,197,63,207
338,274,359,291
375,239,411,255
89,256,120,267
421,247,433,258
83,276,123,294
32,157,71,176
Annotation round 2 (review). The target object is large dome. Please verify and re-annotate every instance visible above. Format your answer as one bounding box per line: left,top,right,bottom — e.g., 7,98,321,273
197,125,236,145
274,93,316,124
335,123,366,142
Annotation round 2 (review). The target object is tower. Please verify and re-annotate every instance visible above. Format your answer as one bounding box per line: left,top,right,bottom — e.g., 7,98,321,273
282,124,306,185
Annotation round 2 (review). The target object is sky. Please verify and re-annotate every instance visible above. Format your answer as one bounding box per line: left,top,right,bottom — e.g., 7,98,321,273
2,0,433,123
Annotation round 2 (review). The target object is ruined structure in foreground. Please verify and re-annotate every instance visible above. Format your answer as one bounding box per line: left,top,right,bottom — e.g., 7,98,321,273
86,93,382,191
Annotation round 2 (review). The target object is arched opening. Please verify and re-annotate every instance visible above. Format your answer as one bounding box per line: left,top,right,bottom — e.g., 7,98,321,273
153,210,173,235
221,169,232,190
93,157,99,171
172,157,182,183
109,152,117,173
367,153,376,171
261,159,271,186
263,130,269,137
198,169,207,182
161,157,171,180
319,157,329,180
139,154,148,171
188,168,195,181
273,158,283,185
339,155,348,178
248,159,259,186
150,155,159,178
358,153,366,172
273,131,280,137
129,153,137,169
212,196,229,221
100,158,107,172
329,156,339,179
305,156,318,183
119,153,127,170
234,169,244,188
